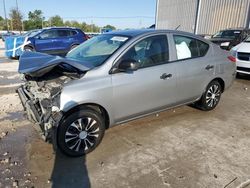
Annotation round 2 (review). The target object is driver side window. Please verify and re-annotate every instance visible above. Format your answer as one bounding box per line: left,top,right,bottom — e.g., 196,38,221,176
39,30,58,39
122,35,169,68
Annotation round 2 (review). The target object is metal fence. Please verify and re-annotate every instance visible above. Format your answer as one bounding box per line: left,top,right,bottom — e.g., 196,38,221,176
156,0,250,34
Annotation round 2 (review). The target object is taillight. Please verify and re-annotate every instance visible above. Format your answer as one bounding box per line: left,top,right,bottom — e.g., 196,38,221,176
84,34,90,40
228,56,236,63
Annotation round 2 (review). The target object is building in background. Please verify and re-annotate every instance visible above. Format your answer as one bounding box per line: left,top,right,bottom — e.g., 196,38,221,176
156,0,250,35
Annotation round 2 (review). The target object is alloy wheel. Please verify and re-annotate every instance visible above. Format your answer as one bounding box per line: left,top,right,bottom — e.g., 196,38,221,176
206,84,221,108
65,117,100,152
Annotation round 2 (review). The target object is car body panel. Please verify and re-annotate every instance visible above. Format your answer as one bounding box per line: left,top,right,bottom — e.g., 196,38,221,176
232,42,250,75
18,51,94,77
168,33,215,104
112,63,177,123
17,29,236,137
57,30,236,127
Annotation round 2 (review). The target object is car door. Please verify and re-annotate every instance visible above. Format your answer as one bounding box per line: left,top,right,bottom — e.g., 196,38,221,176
170,34,213,104
55,29,75,53
111,34,178,123
34,29,59,53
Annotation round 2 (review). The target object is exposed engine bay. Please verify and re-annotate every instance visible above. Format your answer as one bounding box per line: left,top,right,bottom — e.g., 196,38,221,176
17,62,86,141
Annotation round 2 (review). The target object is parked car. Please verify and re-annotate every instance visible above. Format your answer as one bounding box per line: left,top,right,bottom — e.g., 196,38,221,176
231,36,250,75
2,31,16,41
5,27,88,58
17,29,236,157
197,34,211,39
210,28,250,50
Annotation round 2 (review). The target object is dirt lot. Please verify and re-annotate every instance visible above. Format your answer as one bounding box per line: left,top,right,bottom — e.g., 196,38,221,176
0,41,250,188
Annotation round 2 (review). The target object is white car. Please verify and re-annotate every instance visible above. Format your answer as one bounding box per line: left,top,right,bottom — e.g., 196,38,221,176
231,36,250,75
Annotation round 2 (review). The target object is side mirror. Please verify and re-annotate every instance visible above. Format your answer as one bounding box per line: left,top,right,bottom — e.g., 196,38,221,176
118,59,139,72
36,35,42,40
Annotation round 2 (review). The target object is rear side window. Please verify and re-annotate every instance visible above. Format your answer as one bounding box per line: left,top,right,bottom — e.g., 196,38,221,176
39,30,58,39
70,30,78,36
173,35,209,60
197,40,209,56
122,35,169,68
57,29,71,37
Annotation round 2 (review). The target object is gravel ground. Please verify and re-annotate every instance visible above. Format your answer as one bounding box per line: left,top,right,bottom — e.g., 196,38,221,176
0,41,250,188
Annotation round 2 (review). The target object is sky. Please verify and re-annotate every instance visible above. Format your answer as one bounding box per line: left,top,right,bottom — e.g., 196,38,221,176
0,0,157,29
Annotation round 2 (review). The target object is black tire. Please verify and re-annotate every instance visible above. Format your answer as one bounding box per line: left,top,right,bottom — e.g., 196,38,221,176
196,80,222,111
24,46,34,52
57,108,105,157
70,44,78,51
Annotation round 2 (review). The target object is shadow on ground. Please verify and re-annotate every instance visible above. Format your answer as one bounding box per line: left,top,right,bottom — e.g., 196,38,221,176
50,150,90,188
0,111,25,121
237,73,250,81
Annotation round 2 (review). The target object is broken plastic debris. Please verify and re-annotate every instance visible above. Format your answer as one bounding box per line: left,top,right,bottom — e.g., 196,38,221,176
3,152,8,156
13,180,18,187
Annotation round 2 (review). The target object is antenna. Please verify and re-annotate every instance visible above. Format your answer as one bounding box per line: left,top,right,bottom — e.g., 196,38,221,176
175,25,181,30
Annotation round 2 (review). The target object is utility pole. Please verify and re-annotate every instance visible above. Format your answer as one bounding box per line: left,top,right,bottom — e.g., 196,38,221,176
91,20,93,32
194,0,201,34
3,0,9,32
16,0,19,12
15,0,22,33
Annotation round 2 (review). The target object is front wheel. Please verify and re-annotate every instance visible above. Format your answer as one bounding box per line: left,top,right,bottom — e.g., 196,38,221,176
196,80,222,111
57,108,105,157
23,46,34,52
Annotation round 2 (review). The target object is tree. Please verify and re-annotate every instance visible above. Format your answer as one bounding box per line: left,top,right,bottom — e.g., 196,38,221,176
9,8,23,31
103,24,116,30
24,9,44,30
49,15,63,26
0,16,5,30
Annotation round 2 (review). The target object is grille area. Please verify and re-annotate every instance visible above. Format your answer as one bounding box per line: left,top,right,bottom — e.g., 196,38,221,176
237,66,250,72
238,52,250,61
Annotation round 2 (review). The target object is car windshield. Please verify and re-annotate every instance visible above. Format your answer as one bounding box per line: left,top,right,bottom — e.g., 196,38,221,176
27,30,42,37
66,34,130,67
212,30,241,39
245,36,250,42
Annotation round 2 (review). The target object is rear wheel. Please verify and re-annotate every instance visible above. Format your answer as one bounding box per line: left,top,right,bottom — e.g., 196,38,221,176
70,45,78,51
57,108,105,157
196,80,222,111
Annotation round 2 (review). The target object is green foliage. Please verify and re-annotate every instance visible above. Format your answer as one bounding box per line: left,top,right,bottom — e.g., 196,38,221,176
0,16,5,30
49,15,64,27
6,8,116,33
24,10,44,30
9,8,23,31
103,24,116,30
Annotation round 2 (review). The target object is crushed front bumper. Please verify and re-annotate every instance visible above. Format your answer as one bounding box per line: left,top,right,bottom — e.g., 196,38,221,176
17,86,41,123
17,85,63,141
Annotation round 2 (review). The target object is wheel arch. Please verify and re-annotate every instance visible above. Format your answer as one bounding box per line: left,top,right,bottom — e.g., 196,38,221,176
210,77,225,93
62,103,110,129
24,44,35,50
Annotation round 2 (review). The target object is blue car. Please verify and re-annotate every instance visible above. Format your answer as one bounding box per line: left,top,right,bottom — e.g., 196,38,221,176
5,27,87,58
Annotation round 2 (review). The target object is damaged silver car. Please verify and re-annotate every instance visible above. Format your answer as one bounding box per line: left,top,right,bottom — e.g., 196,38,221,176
17,30,236,157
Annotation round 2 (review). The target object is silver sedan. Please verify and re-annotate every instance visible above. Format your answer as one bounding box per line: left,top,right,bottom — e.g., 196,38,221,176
17,29,236,156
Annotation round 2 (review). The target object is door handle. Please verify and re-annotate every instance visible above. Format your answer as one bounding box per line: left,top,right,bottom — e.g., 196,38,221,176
160,73,172,80
205,65,214,70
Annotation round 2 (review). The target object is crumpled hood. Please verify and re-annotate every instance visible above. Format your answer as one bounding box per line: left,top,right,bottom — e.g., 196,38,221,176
18,51,94,77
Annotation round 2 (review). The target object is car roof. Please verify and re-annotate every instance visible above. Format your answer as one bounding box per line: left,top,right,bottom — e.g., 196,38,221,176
105,29,197,37
42,27,79,30
220,28,245,31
